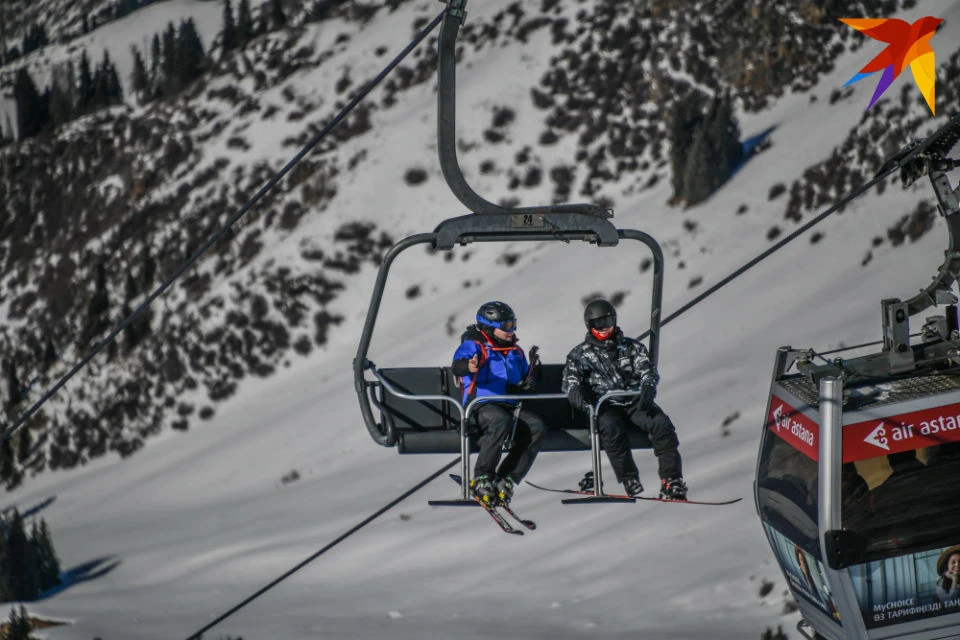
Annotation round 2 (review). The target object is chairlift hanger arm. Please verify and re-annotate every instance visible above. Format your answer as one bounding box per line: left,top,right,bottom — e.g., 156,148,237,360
436,0,610,218
354,233,435,446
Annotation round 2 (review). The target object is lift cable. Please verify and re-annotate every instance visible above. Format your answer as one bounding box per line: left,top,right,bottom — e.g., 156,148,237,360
0,9,446,448
814,332,925,358
639,164,927,343
183,457,461,640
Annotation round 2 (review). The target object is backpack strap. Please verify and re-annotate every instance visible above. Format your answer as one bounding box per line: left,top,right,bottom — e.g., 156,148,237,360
464,340,489,401
463,331,523,403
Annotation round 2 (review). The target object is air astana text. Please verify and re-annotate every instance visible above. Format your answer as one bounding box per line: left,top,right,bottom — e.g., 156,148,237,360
844,402,960,462
767,396,819,460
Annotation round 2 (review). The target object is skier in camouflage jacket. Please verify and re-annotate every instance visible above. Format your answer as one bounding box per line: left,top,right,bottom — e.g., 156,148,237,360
561,299,687,500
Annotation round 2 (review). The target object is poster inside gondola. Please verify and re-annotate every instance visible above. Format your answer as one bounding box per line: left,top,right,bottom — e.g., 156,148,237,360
762,523,842,624
849,544,960,629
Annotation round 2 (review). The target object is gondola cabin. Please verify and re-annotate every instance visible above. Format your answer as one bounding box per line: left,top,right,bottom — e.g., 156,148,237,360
756,113,960,640
757,338,960,640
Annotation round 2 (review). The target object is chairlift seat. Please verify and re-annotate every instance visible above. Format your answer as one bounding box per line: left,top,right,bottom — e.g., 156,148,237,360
377,364,652,454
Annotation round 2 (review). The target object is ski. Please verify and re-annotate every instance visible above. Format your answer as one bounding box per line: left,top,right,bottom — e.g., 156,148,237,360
449,474,536,530
474,496,523,535
500,503,536,530
524,480,741,506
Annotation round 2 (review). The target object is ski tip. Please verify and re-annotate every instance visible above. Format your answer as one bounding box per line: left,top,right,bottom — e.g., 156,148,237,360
638,496,743,505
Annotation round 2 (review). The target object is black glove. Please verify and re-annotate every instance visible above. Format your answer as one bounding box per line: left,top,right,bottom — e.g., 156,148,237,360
528,346,542,383
636,377,657,410
568,385,595,413
507,377,536,394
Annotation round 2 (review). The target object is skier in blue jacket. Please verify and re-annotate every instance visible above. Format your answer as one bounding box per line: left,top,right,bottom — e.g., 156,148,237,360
452,301,544,505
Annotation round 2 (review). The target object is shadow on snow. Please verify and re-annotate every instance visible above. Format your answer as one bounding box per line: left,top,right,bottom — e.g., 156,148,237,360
733,125,778,177
37,556,122,600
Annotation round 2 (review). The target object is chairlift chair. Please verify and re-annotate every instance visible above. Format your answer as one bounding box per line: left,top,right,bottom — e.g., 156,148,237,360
353,0,666,503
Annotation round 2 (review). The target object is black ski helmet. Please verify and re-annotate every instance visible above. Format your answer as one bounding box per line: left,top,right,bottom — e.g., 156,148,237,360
476,301,517,332
583,299,617,330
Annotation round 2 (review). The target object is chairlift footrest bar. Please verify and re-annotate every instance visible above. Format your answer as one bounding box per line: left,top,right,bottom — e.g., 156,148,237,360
561,496,636,504
428,499,481,507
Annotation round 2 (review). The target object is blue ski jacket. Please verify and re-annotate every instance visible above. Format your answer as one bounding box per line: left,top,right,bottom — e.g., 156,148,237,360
452,325,530,406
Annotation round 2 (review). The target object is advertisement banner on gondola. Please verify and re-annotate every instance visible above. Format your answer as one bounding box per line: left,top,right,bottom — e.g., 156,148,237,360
762,523,841,625
850,544,960,629
843,402,960,463
767,396,819,461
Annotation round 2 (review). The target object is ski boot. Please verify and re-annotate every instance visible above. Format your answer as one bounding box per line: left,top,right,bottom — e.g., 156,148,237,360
471,474,498,504
578,470,603,492
622,476,644,497
659,477,688,501
496,476,516,505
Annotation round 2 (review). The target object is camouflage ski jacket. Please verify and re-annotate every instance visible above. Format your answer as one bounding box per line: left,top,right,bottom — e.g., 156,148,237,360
561,328,658,404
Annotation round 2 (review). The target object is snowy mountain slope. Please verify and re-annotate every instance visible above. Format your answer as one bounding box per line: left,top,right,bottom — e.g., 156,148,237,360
4,0,960,638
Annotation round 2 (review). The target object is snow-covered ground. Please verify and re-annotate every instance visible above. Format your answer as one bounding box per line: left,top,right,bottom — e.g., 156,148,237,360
6,0,960,638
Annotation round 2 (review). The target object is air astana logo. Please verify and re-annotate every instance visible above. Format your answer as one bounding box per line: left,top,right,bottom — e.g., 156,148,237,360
770,401,815,449
864,422,890,450
773,404,784,430
839,16,943,114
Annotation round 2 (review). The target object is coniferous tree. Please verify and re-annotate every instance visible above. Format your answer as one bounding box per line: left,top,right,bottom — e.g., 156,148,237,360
150,33,161,75
7,512,38,601
79,261,111,348
668,89,706,203
4,360,22,409
92,66,108,110
42,339,57,371
48,61,75,128
31,519,61,592
131,45,150,103
221,0,236,52
21,24,47,56
6,605,34,640
77,50,94,113
681,92,743,206
236,0,253,46
0,438,14,485
13,68,44,139
141,245,156,291
122,274,138,352
104,52,123,105
0,528,10,602
270,0,287,29
710,91,743,177
160,21,178,96
761,625,788,640
0,9,6,64
89,51,122,108
38,87,51,134
175,18,206,88
682,122,714,206
16,429,30,466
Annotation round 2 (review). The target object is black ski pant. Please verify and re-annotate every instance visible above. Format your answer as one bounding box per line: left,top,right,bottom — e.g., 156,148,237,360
597,403,682,483
473,402,545,482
